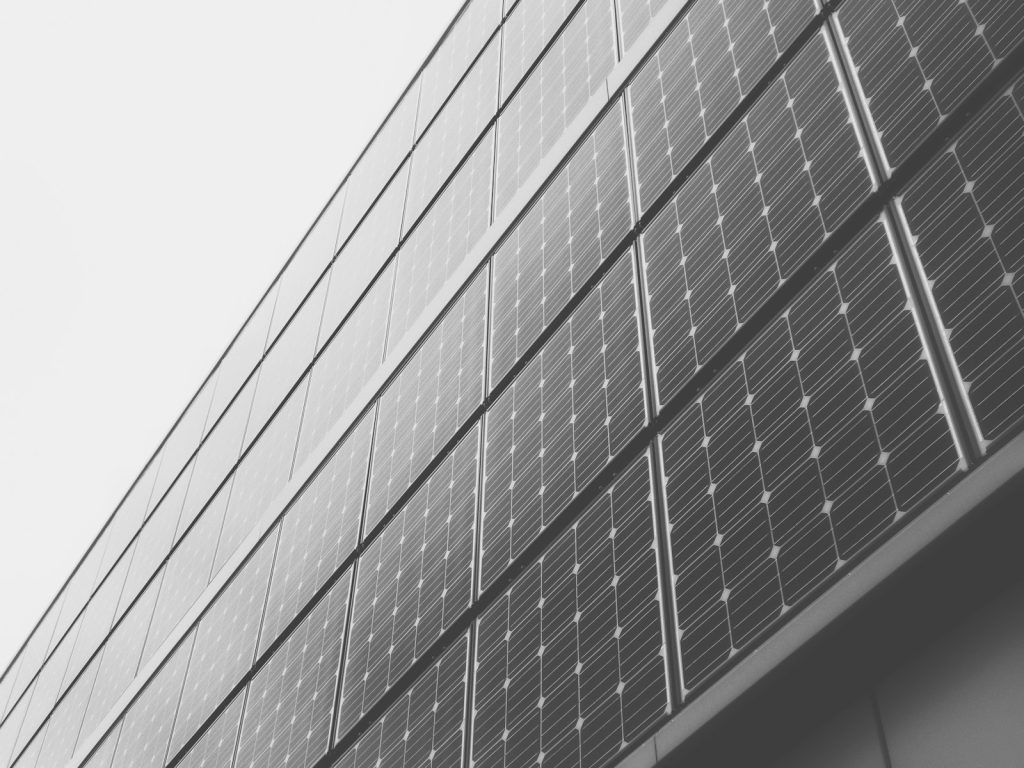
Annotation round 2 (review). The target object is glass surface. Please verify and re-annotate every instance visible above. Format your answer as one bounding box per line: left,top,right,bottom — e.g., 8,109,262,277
47,536,107,674
617,0,671,53
0,681,33,768
500,0,578,102
173,690,244,768
15,614,80,759
97,456,161,579
7,597,63,726
79,723,119,768
149,374,217,514
34,654,99,768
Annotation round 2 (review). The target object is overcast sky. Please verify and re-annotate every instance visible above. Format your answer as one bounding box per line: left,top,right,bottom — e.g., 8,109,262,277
0,0,464,675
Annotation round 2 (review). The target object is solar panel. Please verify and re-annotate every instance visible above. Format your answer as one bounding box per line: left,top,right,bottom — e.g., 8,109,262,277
415,0,503,137
0,665,16,728
339,83,420,248
142,485,228,667
897,75,1024,447
261,410,375,656
34,656,99,768
79,574,161,749
836,0,1024,173
494,0,618,217
500,0,579,103
109,630,195,768
333,632,469,768
235,573,351,768
297,264,394,472
150,376,217,520
404,36,499,234
490,101,633,386
388,132,495,356
480,253,647,591
214,386,304,573
179,375,257,536
659,218,962,689
0,681,32,768
79,724,119,768
16,614,80,758
245,279,326,446
173,691,244,768
337,426,479,740
12,725,43,768
617,0,671,53
628,0,816,214
4,601,61,729
473,453,669,768
42,544,104,686
321,166,408,349
640,30,875,408
168,531,277,759
98,458,161,577
365,269,489,537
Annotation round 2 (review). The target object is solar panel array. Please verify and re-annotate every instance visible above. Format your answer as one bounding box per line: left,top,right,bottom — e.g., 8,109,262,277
5,2,1024,768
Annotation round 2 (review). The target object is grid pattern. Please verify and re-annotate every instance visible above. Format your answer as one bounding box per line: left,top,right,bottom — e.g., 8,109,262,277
259,410,376,656
365,269,488,536
388,133,495,355
618,0,671,53
337,427,479,736
659,219,961,687
234,575,351,768
628,0,816,213
480,254,647,590
173,692,244,768
640,31,875,408
474,453,669,768
333,634,469,768
494,0,618,216
500,0,579,102
490,101,633,386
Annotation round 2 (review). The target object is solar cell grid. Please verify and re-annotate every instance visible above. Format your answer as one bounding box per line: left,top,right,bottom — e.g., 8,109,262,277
494,0,618,216
150,376,216,514
500,0,579,102
235,573,351,768
16,615,80,758
214,383,304,574
109,632,194,768
480,253,647,591
261,409,374,656
365,269,488,537
836,0,1024,173
79,574,160,750
617,0,672,53
141,485,228,668
490,101,633,386
297,263,394,472
333,633,469,768
628,0,816,214
34,657,98,768
404,36,499,234
173,692,244,768
641,31,874,408
415,0,503,137
659,219,961,689
79,725,119,768
898,75,1024,447
388,133,494,357
473,453,669,768
168,531,277,760
337,426,479,739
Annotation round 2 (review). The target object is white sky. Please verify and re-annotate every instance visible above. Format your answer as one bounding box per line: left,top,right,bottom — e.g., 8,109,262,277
0,0,464,675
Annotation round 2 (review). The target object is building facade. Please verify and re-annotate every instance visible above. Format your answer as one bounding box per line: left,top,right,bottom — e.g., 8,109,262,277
2,1,1024,767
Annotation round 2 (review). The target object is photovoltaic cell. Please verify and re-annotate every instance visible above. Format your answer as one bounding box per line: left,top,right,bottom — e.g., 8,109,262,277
297,264,393,472
500,0,579,102
0,664,17,727
415,0,503,137
480,253,647,590
13,727,44,768
150,375,216,516
836,0,1024,173
141,486,228,668
0,683,33,768
490,101,633,386
494,0,618,216
628,0,816,213
473,454,669,768
641,31,874,408
173,691,244,768
214,386,303,573
337,427,479,739
388,133,495,357
898,76,1024,446
617,0,671,53
659,219,961,689
79,574,160,749
109,631,194,768
50,537,107,665
404,36,499,234
235,574,351,768
321,165,408,348
96,458,160,584
260,409,375,656
333,633,469,768
168,531,277,759
34,656,99,768
365,269,488,536
79,724,119,768
16,617,80,758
